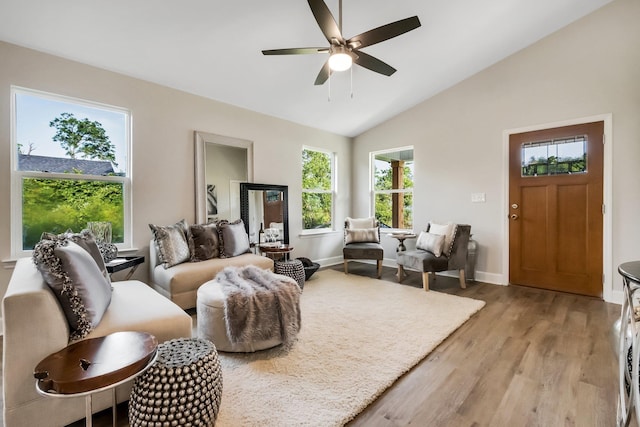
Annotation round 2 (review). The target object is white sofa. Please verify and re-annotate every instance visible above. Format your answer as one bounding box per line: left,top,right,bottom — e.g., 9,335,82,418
2,258,193,427
149,240,274,309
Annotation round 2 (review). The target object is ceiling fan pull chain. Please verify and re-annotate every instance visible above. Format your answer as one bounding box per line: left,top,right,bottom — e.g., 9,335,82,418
350,66,354,99
328,72,331,102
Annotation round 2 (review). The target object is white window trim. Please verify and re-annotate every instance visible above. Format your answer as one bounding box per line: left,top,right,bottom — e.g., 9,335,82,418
370,146,414,232
10,86,133,258
301,146,336,234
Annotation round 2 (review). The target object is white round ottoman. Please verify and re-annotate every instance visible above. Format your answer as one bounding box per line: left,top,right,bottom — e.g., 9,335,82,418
196,280,283,352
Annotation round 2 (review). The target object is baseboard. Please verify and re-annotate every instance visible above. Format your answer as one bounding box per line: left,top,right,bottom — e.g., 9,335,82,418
315,256,343,268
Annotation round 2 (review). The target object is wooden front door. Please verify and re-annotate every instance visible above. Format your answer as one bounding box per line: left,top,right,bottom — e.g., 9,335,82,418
508,121,604,297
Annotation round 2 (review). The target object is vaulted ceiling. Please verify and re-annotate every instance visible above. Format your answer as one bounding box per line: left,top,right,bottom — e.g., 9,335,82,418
0,0,613,137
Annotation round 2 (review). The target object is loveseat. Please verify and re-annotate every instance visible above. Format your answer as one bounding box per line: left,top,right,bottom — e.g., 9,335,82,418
3,258,192,427
148,219,273,309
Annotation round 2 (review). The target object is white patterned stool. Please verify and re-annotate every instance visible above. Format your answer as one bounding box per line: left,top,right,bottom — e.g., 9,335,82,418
275,259,305,290
129,338,222,427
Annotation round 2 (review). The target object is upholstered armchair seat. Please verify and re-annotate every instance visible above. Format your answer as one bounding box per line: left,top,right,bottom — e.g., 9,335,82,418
343,242,385,260
398,250,449,272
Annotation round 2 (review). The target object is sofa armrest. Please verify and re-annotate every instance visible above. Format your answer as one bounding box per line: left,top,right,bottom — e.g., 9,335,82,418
2,258,70,416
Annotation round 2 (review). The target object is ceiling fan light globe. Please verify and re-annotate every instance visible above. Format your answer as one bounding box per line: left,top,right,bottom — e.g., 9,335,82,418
328,52,352,72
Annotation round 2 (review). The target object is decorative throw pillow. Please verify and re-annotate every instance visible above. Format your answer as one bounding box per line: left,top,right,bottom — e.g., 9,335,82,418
416,231,446,257
41,229,111,283
346,217,376,229
149,219,190,268
33,239,112,341
218,219,250,258
345,228,380,244
427,222,458,257
189,223,220,261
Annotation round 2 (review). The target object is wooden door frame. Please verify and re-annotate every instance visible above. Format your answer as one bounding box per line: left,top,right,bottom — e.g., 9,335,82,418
502,114,615,303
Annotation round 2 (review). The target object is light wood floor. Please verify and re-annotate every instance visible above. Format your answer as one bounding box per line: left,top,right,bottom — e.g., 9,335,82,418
5,263,619,426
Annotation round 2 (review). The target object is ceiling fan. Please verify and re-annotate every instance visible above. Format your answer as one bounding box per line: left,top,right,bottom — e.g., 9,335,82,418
262,0,421,85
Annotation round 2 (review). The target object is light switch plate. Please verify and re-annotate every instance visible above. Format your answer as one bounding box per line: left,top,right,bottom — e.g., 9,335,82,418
471,192,486,203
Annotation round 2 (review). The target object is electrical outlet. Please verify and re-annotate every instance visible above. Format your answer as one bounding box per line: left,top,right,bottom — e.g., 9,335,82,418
471,192,486,203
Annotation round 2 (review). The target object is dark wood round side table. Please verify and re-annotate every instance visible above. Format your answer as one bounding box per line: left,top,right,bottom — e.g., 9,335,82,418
259,244,293,261
34,331,158,427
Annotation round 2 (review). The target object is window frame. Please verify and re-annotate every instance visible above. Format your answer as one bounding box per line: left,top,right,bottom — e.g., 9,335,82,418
370,146,414,232
10,86,133,258
301,146,336,234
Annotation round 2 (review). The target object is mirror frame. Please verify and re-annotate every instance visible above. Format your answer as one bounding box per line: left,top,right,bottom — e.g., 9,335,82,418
240,183,289,244
195,131,253,224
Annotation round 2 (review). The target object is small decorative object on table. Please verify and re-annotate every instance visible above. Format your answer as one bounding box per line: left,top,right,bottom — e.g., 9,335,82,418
87,221,118,262
129,338,223,427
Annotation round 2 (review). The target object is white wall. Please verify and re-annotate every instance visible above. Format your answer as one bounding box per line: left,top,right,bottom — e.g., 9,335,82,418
353,0,640,299
0,41,351,299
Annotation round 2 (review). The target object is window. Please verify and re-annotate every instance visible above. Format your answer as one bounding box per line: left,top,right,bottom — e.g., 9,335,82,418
11,87,131,255
521,136,587,177
302,148,335,231
372,147,413,230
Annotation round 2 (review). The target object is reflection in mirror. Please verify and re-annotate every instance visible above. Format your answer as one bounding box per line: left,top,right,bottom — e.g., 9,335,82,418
240,183,289,245
195,131,253,224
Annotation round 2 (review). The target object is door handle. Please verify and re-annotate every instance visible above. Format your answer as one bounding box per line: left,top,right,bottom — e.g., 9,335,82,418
510,214,519,220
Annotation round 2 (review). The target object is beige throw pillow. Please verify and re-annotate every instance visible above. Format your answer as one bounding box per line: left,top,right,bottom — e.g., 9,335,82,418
427,222,457,257
346,217,376,229
345,228,379,244
416,231,446,257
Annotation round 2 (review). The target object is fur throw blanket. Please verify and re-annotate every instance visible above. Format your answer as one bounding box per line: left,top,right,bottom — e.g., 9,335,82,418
217,266,302,348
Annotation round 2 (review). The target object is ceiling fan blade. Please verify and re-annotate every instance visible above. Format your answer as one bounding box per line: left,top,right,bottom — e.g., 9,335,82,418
308,0,343,43
314,61,332,85
347,16,421,49
353,50,396,76
262,47,329,55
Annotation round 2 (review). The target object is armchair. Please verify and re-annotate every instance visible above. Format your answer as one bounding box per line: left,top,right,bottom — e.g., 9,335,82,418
397,223,471,291
343,217,384,279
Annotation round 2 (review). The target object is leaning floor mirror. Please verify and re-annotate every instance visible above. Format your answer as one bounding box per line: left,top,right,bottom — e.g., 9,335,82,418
194,131,253,224
240,183,289,245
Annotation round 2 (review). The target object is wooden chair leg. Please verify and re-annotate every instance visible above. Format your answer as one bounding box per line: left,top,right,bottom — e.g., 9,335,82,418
344,260,348,274
397,265,404,283
376,260,382,279
459,269,467,289
422,272,431,291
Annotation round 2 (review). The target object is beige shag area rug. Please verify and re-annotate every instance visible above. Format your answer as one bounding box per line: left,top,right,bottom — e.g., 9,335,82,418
213,269,485,427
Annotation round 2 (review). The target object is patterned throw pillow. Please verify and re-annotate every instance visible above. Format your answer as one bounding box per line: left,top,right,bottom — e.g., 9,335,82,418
149,219,190,268
416,231,446,257
40,229,111,283
33,238,113,341
218,219,251,258
344,228,380,244
189,223,220,261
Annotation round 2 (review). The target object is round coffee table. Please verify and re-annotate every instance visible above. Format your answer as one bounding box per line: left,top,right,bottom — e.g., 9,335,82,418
34,331,158,427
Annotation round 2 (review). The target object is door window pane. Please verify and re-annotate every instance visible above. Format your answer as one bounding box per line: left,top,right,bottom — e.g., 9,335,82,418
522,136,587,177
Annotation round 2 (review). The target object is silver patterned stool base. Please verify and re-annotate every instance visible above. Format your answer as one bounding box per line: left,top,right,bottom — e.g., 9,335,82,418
129,338,223,427
275,259,305,290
